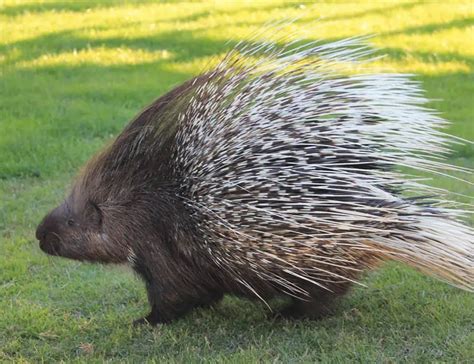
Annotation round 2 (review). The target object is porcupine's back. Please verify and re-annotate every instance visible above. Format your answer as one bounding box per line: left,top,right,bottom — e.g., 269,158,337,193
158,29,474,298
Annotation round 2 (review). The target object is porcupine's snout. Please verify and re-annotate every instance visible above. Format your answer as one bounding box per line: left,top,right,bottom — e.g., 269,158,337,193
36,208,62,256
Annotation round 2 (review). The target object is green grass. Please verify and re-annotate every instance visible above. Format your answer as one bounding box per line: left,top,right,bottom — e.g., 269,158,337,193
1,0,473,362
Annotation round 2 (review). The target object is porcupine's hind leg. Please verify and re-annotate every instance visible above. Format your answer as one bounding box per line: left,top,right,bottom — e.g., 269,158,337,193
276,283,352,320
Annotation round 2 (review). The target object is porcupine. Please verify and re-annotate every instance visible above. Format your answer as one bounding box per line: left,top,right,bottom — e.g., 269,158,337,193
35,26,474,325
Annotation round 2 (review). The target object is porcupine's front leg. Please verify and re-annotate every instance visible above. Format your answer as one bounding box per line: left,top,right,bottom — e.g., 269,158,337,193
133,281,172,325
134,282,187,325
132,256,223,325
134,282,224,325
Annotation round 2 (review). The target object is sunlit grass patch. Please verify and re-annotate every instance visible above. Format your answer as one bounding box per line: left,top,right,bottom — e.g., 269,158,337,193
17,46,172,68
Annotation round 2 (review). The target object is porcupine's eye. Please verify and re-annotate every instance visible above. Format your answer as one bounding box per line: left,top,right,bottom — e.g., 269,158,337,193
67,219,75,227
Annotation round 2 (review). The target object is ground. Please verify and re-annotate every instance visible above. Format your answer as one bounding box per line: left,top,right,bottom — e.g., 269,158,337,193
0,0,473,362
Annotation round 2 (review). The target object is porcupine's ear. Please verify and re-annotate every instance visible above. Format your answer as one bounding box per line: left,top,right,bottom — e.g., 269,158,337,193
85,200,103,228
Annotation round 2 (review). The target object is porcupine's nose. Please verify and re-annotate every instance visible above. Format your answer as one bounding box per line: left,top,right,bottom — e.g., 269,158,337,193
36,214,62,256
35,221,47,241
36,204,63,242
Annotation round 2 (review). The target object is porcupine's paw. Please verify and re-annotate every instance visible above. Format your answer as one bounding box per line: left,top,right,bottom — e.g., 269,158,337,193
133,290,225,326
132,309,171,326
132,317,152,326
132,314,174,326
132,315,163,326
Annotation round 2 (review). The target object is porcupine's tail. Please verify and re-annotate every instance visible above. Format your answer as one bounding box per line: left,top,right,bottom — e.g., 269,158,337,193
363,202,473,291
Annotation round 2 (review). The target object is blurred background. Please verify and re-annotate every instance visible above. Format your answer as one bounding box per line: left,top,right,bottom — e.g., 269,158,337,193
1,1,473,362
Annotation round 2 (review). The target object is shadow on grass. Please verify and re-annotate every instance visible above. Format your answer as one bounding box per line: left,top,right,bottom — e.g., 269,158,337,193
381,16,474,37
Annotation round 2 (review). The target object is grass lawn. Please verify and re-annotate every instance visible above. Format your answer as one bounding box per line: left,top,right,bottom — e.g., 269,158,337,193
1,0,473,362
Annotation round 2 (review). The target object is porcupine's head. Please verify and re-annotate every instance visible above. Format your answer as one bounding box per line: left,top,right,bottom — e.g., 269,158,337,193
35,88,187,263
35,184,110,261
34,146,138,263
